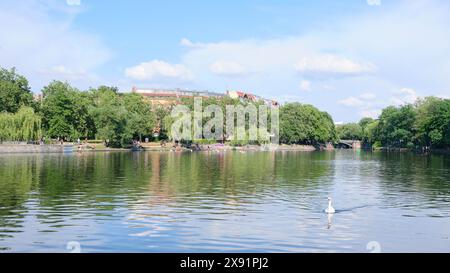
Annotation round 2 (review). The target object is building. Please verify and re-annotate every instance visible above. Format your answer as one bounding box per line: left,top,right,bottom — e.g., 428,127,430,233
227,90,279,108
131,87,278,108
131,87,225,106
33,93,43,103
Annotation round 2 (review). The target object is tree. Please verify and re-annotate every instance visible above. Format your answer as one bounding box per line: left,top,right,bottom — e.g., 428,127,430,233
376,104,416,148
154,106,172,140
359,117,374,130
0,106,42,142
88,87,158,147
336,123,363,140
41,81,93,140
122,93,156,142
280,103,336,144
89,86,126,147
358,117,376,144
415,97,450,148
363,120,379,145
0,67,34,113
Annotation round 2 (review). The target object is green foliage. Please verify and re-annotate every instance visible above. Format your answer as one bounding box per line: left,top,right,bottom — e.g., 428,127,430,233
347,97,450,149
336,123,363,140
0,106,42,142
122,93,157,141
321,111,338,143
414,97,450,148
88,86,157,147
39,83,157,147
88,86,127,147
358,117,374,129
375,105,417,148
3,66,450,150
154,106,172,140
41,81,93,140
194,139,218,145
165,96,270,144
0,67,34,113
340,105,417,148
372,141,382,149
363,120,379,144
280,103,336,144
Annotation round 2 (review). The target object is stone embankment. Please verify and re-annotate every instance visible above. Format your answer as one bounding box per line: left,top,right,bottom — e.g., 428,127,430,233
0,144,64,154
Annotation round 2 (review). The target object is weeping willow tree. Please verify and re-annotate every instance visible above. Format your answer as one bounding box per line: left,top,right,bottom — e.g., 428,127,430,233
0,106,42,142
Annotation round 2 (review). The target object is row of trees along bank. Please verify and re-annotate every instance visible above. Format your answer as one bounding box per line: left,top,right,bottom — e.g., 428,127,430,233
2,66,449,149
0,67,337,147
336,97,450,149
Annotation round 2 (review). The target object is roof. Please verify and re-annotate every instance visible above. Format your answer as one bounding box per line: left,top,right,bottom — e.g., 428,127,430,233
132,87,225,98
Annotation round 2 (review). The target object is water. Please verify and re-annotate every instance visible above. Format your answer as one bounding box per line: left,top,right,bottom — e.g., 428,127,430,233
0,150,449,253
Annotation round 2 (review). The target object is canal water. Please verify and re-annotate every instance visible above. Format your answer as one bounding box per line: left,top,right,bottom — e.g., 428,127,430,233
0,150,449,252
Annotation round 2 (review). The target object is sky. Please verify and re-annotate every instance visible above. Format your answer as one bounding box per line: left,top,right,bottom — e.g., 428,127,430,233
1,0,450,123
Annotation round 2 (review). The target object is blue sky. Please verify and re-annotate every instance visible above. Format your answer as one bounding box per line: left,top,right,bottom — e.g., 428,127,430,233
1,0,450,122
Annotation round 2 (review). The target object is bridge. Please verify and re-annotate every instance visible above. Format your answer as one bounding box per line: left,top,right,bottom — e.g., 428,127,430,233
337,140,362,149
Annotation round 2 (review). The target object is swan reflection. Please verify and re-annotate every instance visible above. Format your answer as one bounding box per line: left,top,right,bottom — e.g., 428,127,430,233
327,213,334,230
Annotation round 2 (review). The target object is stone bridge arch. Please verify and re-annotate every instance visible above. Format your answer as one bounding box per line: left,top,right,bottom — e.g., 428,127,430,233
337,140,361,149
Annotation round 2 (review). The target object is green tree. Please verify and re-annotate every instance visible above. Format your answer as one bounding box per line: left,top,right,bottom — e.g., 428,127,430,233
415,97,450,148
320,111,338,143
154,106,172,140
0,106,42,142
358,117,376,144
41,81,93,140
359,117,374,130
89,87,157,147
376,104,416,148
122,93,156,142
363,120,379,145
89,86,127,147
0,67,34,113
336,123,363,140
280,103,336,144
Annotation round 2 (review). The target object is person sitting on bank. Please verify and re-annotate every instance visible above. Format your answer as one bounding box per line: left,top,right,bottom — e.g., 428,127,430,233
133,140,143,150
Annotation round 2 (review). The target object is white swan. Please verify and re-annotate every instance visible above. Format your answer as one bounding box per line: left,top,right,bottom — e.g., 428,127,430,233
325,197,335,214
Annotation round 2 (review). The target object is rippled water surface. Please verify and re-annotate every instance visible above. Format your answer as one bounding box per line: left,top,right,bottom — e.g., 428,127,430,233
0,150,449,252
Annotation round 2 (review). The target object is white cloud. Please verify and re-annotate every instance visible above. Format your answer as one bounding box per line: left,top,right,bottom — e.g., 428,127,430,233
174,1,450,124
367,0,381,6
294,55,375,76
390,88,418,105
338,96,364,107
359,109,381,119
338,92,380,118
183,38,376,80
359,92,376,100
0,1,111,90
209,61,247,76
182,38,307,73
338,92,377,107
338,88,420,119
66,0,81,6
278,94,305,103
3,0,449,124
38,65,103,86
180,38,195,47
40,65,87,79
125,60,193,81
299,80,311,91
180,37,379,103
